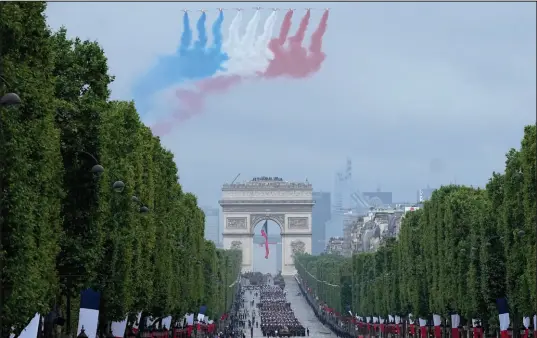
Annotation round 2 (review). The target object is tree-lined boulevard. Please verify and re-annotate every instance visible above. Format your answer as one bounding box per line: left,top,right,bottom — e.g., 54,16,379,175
295,124,536,337
1,3,242,338
1,2,536,338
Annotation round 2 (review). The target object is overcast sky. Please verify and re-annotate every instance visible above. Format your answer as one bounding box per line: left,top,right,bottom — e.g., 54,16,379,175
45,2,536,207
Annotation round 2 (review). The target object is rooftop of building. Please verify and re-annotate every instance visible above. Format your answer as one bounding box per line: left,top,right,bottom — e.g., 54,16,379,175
222,176,312,191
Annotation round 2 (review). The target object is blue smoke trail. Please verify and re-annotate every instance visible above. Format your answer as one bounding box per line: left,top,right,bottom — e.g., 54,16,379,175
211,10,228,72
132,11,228,118
212,11,224,49
179,12,192,55
194,13,208,51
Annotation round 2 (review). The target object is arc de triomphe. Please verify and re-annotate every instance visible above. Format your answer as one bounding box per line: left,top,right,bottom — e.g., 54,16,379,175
219,177,314,276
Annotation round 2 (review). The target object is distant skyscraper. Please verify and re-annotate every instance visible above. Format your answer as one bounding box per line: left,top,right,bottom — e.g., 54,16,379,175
312,192,331,255
202,207,220,245
363,191,393,206
417,186,436,202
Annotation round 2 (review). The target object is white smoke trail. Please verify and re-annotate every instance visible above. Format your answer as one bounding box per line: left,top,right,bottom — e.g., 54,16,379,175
254,11,278,63
240,10,261,50
222,11,262,77
223,11,242,53
220,10,279,78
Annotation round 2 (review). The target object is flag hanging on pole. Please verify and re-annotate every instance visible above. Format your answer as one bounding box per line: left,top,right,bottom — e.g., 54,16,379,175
496,298,510,338
77,289,101,338
260,220,269,259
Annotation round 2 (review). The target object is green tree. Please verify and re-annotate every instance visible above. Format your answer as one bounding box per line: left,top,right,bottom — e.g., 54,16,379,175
0,3,63,336
50,27,115,332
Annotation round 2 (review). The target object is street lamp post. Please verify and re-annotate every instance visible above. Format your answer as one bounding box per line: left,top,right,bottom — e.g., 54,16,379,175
0,78,21,338
62,155,150,337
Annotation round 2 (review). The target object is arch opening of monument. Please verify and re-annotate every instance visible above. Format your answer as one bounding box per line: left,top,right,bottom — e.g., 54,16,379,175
219,177,314,276
251,219,282,274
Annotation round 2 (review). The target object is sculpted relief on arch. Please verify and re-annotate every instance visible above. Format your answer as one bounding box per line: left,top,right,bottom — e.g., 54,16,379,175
290,240,306,257
230,241,243,250
226,217,247,229
288,217,309,230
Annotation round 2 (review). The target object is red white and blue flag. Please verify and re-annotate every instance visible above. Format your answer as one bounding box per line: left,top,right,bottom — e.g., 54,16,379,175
260,220,269,259
77,289,101,338
496,298,510,338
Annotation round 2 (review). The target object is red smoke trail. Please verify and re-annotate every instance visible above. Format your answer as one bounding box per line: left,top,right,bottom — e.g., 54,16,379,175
262,10,329,79
150,75,242,136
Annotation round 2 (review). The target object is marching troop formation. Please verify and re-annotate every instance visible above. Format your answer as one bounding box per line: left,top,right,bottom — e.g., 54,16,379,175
258,285,307,337
219,273,317,337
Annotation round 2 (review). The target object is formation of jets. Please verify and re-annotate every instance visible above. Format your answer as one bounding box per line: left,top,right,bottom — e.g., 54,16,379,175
181,7,329,13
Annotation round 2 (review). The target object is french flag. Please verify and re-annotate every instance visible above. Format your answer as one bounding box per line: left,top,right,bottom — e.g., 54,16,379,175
433,314,441,338
162,316,172,329
186,313,194,337
260,220,269,259
472,319,483,338
451,314,460,338
418,318,427,338
409,314,416,336
13,313,41,338
111,317,128,338
395,316,401,335
77,289,101,338
131,312,142,335
496,298,510,338
523,317,530,338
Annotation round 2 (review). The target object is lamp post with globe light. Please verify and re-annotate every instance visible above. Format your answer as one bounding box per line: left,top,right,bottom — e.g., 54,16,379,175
62,155,149,336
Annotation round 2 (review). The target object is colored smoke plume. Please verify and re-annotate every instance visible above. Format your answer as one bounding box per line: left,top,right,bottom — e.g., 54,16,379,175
262,9,329,79
132,11,227,116
221,10,276,78
151,75,243,137
150,9,330,136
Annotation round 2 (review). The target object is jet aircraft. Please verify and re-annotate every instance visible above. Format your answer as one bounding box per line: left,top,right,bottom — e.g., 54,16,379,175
253,6,262,10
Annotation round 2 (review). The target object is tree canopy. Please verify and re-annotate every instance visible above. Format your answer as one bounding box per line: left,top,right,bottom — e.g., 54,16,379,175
0,3,242,337
296,124,536,328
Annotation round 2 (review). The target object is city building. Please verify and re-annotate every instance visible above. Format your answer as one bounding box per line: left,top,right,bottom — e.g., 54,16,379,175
345,208,404,254
330,158,372,239
342,210,361,256
312,191,331,255
417,186,436,202
325,237,345,255
202,207,220,245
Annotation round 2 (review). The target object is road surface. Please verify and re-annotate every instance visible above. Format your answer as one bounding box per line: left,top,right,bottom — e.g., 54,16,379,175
243,277,335,337
284,277,335,337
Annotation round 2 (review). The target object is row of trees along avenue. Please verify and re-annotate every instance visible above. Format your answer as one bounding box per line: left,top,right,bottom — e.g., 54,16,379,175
296,124,536,334
0,3,242,338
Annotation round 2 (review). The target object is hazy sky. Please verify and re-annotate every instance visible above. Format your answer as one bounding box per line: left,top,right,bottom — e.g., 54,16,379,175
45,2,536,206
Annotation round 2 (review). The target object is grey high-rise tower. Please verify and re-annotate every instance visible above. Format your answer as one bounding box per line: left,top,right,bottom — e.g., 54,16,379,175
202,207,220,245
312,192,331,255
